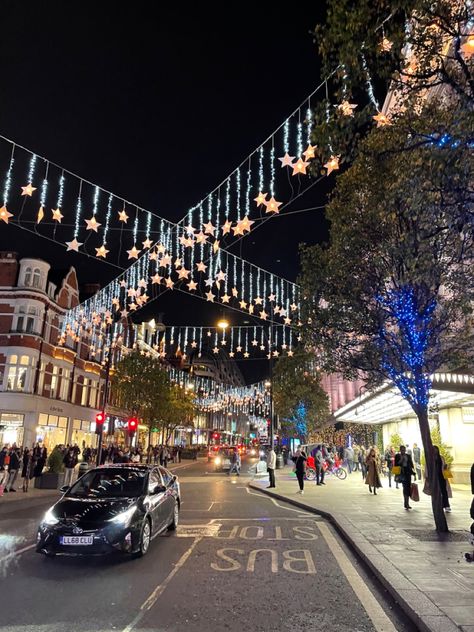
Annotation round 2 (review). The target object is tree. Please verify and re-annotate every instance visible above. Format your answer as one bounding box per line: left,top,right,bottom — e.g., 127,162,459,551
300,105,474,531
273,350,329,442
112,350,172,438
161,384,196,445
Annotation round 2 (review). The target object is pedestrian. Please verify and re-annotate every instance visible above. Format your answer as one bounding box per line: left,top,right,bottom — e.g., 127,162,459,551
413,443,422,480
33,444,47,478
266,446,276,488
294,448,307,494
4,447,20,492
395,445,416,509
353,444,360,472
423,445,452,512
384,445,395,487
63,448,78,487
21,447,33,492
228,448,241,476
314,445,326,486
344,445,354,474
365,447,382,495
0,446,10,493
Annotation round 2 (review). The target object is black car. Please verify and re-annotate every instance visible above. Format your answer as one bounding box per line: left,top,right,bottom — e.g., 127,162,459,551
36,464,180,558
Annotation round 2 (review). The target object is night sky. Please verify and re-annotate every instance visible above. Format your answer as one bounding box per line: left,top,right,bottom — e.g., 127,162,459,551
0,2,330,382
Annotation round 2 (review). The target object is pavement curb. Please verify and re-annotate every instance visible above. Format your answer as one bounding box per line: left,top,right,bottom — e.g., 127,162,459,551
248,482,461,632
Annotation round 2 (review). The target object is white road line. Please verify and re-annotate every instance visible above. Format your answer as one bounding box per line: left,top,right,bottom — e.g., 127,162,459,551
316,523,398,632
122,536,202,632
0,543,36,562
246,487,312,516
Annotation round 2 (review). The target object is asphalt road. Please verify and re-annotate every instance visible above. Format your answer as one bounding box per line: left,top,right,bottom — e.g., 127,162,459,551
0,458,414,632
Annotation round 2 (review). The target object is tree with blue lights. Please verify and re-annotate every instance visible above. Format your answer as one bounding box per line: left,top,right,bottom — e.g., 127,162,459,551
300,105,474,531
273,350,329,443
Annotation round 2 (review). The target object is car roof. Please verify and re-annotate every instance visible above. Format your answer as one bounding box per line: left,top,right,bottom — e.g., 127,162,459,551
93,464,154,471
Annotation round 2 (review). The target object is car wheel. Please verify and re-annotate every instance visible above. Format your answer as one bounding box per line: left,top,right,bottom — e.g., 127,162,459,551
133,518,151,558
168,500,179,531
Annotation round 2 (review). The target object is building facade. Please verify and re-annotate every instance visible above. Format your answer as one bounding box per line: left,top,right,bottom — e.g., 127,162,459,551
0,251,106,452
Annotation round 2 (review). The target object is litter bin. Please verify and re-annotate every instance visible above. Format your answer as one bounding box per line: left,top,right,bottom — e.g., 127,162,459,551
78,462,89,477
275,453,284,469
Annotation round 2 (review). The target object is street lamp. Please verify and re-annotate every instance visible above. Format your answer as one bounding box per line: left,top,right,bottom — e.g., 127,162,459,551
217,318,229,331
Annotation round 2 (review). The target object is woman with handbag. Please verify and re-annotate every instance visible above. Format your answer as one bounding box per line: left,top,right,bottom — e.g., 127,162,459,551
434,445,452,512
365,447,382,495
395,445,416,509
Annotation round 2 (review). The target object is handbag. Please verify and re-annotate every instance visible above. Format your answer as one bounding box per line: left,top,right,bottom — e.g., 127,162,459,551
443,469,453,480
410,482,420,502
392,465,401,476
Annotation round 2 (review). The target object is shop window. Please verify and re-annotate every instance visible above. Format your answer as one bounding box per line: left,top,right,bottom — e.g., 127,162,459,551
5,354,31,392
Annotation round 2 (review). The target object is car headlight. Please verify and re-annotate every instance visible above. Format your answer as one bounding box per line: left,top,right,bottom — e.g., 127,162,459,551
42,508,59,526
109,506,137,526
215,457,221,465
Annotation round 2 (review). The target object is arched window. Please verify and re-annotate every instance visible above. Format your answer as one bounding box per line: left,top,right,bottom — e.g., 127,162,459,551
24,267,32,287
32,268,41,288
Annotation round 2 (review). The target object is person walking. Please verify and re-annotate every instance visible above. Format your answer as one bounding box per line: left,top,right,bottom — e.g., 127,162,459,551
4,447,20,493
266,447,276,488
228,448,240,476
353,444,360,472
433,445,452,512
384,445,395,487
395,445,416,509
344,445,354,474
365,447,382,494
63,448,78,487
21,447,33,492
413,443,422,480
294,449,307,494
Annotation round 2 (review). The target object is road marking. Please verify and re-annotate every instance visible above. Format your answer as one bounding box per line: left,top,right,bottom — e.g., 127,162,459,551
245,487,313,516
316,522,397,632
210,547,316,574
122,536,202,632
0,543,36,563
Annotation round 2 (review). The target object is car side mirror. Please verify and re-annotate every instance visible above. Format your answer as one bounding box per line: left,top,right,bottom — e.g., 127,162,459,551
171,475,177,484
59,485,70,493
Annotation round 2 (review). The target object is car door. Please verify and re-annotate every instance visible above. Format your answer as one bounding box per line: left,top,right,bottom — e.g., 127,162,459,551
147,469,166,535
158,466,176,524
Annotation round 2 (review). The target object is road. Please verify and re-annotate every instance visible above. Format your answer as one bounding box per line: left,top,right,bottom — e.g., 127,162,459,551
0,457,414,632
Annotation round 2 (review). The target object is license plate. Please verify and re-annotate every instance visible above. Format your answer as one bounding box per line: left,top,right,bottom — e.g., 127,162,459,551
60,535,93,545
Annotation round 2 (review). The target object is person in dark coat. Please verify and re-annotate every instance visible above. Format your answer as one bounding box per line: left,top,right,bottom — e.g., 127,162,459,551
294,449,307,494
395,445,416,509
21,448,34,492
33,445,47,478
365,447,382,494
4,448,21,492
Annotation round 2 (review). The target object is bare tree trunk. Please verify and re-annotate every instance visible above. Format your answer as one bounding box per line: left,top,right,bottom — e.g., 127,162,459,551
417,406,448,532
146,426,152,464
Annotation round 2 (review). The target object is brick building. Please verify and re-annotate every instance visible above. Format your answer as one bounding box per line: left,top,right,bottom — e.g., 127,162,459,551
0,251,105,451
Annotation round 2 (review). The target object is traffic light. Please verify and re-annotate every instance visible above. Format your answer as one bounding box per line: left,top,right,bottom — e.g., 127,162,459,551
128,417,138,434
95,412,105,434
213,432,219,439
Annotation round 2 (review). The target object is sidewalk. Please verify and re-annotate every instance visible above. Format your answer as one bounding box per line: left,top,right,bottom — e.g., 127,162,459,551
250,466,474,632
0,458,201,505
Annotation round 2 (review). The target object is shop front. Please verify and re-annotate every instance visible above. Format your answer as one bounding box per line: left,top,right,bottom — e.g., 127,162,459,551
71,418,97,451
36,413,68,451
0,412,24,446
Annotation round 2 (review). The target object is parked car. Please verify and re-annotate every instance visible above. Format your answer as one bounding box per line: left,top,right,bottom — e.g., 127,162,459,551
36,464,180,558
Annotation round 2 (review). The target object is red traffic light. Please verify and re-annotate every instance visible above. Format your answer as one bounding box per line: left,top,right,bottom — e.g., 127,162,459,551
96,412,105,425
213,433,219,439
128,417,138,432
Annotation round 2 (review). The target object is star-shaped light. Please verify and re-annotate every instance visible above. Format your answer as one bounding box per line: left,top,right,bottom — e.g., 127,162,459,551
66,238,83,252
157,243,166,253
195,231,208,244
187,279,198,291
461,35,474,57
232,221,245,236
120,309,129,318
243,352,250,358
159,254,172,267
127,287,137,297
338,100,357,117
179,235,189,247
254,191,267,207
216,270,226,283
220,339,226,346
149,251,158,261
248,304,254,314
240,216,254,233
191,341,197,348
0,206,13,223
151,273,162,284
222,219,232,235
129,302,138,311
21,183,36,196
254,297,263,305
118,209,129,223
120,280,127,288
264,197,282,214
37,206,44,223
278,153,295,168
138,278,147,288
95,244,109,258
290,302,298,311
111,297,120,307
292,158,310,176
85,216,101,232
127,245,140,259
205,277,214,287
185,224,195,235
273,350,279,358
284,317,292,325
373,112,391,127
178,267,190,279
142,237,153,249
268,293,276,302
221,294,230,304
205,291,216,302
259,310,268,320
196,261,207,273
324,155,340,175
380,37,393,52
52,208,64,222
239,300,247,310
213,346,219,354
288,350,294,357
303,144,317,160
174,257,183,268
213,240,220,253
165,277,174,289
236,345,242,353
232,287,238,298
251,339,258,347
229,351,235,358
203,221,216,236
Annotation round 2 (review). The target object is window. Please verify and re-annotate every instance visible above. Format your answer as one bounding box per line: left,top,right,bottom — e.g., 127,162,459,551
158,467,172,486
50,366,59,398
60,369,70,400
81,378,90,406
148,470,162,493
24,267,32,287
5,355,31,392
16,305,38,333
32,268,41,289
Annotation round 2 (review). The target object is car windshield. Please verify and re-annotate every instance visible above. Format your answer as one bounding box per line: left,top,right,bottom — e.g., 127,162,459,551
67,468,147,498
